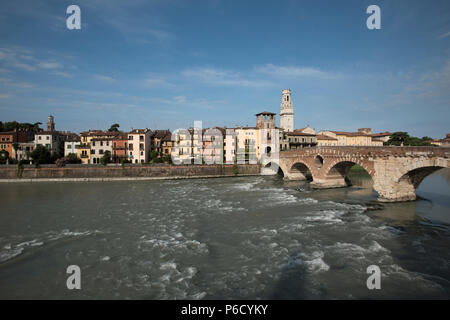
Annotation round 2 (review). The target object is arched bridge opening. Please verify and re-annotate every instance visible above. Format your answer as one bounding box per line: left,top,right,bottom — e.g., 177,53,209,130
286,162,313,181
261,162,284,178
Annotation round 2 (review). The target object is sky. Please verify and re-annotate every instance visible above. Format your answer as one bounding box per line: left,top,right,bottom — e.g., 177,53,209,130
0,0,449,138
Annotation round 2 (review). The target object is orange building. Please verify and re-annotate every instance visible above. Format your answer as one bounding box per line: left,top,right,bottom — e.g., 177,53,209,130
0,129,34,160
112,134,129,162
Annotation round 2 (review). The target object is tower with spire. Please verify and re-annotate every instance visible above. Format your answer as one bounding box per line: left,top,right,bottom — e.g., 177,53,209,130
280,89,294,132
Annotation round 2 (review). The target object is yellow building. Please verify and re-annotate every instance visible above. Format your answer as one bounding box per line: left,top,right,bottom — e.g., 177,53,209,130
317,128,390,146
77,130,120,164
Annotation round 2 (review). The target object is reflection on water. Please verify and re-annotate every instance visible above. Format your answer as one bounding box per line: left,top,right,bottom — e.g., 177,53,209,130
345,168,450,226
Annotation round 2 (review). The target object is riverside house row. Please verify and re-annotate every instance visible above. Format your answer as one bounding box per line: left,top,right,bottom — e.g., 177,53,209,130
1,90,449,164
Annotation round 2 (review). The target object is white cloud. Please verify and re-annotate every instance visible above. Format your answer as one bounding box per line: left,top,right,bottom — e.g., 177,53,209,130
182,67,272,87
93,74,115,81
174,95,186,103
438,31,450,39
255,64,339,79
52,71,73,78
38,62,63,69
12,62,36,71
145,78,167,87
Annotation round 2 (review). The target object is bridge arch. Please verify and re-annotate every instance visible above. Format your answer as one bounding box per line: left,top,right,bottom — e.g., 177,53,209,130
287,161,314,181
397,166,445,189
325,160,374,180
309,159,375,189
261,161,285,177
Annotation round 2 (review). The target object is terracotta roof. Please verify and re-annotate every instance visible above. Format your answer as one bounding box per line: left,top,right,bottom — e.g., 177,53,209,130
371,132,392,137
80,130,120,137
286,132,316,137
129,129,151,134
332,131,371,137
256,111,276,116
151,130,171,139
316,134,338,141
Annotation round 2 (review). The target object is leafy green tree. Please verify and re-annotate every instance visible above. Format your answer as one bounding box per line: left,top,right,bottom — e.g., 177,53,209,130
385,132,409,146
30,145,52,164
66,153,82,164
149,150,158,162
108,123,120,132
385,132,433,146
162,154,172,164
100,150,112,166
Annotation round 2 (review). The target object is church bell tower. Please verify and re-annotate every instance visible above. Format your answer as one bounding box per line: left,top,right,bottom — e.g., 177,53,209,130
280,89,294,132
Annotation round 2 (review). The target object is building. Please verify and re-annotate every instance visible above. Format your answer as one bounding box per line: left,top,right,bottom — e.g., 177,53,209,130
34,116,65,157
440,134,450,147
202,127,226,164
128,129,152,163
90,137,113,164
64,136,81,157
280,89,294,132
77,130,120,164
16,142,35,161
111,134,129,163
316,134,339,146
0,129,35,161
370,131,392,144
284,131,317,150
150,130,172,158
317,128,389,146
34,131,64,156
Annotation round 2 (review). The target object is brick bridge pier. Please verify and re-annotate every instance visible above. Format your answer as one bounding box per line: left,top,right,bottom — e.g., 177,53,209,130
261,146,450,202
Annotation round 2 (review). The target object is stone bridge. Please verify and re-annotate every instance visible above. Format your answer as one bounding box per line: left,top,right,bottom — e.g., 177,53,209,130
261,146,450,202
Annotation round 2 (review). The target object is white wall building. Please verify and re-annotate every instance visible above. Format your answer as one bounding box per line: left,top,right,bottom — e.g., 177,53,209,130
128,129,152,164
64,140,81,157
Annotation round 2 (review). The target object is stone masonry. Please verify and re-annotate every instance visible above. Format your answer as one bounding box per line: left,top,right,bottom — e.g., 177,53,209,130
265,146,450,202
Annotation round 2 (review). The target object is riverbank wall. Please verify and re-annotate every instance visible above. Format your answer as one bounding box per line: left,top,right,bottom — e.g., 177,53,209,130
0,164,261,183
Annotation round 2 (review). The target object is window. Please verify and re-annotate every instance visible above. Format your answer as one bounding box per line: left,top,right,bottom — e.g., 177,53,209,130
129,143,133,149
38,136,42,140
92,141,96,146
140,151,143,156
100,141,103,146
129,136,133,140
46,136,49,140
99,150,104,154
91,149,95,154
140,135,144,141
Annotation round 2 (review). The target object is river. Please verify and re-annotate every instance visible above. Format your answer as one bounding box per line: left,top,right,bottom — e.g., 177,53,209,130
0,168,449,299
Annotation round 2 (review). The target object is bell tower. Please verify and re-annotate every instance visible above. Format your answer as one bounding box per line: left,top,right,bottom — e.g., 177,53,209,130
280,89,294,132
47,115,55,132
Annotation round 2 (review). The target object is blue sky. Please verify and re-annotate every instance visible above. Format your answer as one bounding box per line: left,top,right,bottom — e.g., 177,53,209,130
0,0,449,138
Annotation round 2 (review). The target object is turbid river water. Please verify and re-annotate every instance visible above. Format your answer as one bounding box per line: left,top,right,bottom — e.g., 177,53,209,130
0,169,449,299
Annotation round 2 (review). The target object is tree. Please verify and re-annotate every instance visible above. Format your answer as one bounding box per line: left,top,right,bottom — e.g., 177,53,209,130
149,150,158,163
100,150,111,166
30,145,52,164
108,123,120,132
385,132,433,146
162,154,172,164
385,132,409,146
67,153,81,164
